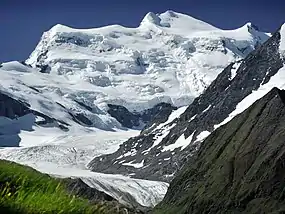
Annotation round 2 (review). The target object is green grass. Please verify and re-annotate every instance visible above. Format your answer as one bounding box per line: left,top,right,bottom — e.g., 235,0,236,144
0,160,107,214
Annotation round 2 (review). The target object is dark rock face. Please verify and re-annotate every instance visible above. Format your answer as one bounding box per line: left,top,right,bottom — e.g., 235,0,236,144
107,103,176,129
34,49,51,73
154,88,285,214
36,64,51,73
74,100,93,112
68,112,93,126
88,30,283,182
55,35,92,47
108,104,141,128
0,91,69,131
56,102,94,126
0,92,31,119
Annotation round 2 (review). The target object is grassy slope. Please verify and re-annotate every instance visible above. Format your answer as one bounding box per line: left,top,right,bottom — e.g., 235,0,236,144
0,159,116,214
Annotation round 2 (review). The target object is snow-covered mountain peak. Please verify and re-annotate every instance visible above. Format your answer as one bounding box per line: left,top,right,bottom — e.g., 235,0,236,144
140,12,163,26
21,11,271,133
240,22,270,38
243,22,258,30
139,10,218,33
158,10,218,32
48,24,81,36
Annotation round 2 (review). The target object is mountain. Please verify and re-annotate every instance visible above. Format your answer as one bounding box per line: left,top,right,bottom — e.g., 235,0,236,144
0,11,269,143
23,11,269,130
154,87,285,214
0,10,274,209
89,24,285,182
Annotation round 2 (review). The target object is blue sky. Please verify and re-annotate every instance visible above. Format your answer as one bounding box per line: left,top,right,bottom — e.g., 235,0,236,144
0,0,284,62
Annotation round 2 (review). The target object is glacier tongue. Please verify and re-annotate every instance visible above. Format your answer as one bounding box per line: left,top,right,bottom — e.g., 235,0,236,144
0,129,169,208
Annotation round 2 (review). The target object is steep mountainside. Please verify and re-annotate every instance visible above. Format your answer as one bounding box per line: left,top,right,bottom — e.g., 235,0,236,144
154,87,285,214
89,25,284,182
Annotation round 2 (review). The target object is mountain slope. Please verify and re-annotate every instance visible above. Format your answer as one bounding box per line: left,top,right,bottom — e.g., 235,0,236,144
154,87,285,214
88,25,284,182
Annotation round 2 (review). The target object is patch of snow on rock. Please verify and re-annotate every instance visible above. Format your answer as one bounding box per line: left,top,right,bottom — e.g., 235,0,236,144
195,130,211,143
153,106,188,132
122,159,145,168
215,66,285,130
202,104,211,113
229,61,242,80
162,132,194,151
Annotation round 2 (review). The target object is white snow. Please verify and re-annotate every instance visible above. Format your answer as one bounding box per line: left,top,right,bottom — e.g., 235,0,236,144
190,114,197,121
149,123,176,150
195,130,211,143
144,10,218,34
166,106,188,124
0,61,34,72
202,104,211,113
152,106,188,132
118,148,138,158
162,132,194,151
122,159,145,168
142,106,188,153
229,61,242,80
0,129,138,167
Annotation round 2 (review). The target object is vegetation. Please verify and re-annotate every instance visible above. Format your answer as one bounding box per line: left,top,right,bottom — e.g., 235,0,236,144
0,159,119,214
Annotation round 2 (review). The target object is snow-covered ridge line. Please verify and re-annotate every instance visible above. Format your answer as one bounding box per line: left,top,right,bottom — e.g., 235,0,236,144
39,10,218,34
216,26,285,129
24,10,270,126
